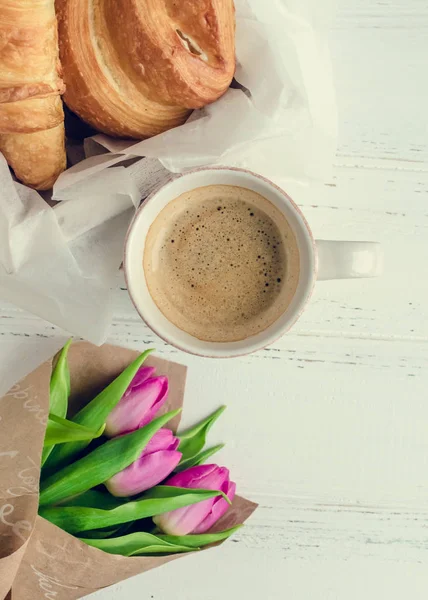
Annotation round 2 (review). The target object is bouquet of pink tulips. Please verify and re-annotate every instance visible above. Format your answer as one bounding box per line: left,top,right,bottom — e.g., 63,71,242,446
38,341,240,556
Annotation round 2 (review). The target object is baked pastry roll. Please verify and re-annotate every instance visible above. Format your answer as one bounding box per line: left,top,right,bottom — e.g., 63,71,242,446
56,0,236,138
0,0,66,189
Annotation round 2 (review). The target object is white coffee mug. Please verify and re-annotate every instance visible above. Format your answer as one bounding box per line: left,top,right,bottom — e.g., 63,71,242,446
124,167,382,357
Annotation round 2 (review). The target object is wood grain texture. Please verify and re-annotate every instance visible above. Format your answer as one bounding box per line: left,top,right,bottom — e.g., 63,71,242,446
1,0,427,597
333,0,428,167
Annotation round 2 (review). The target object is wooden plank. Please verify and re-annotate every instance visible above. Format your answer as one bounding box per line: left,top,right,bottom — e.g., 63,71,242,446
1,162,426,343
333,0,428,166
87,552,428,600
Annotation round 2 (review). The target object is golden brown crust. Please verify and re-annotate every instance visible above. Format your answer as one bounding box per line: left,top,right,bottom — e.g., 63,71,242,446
0,82,64,104
0,95,64,134
57,0,236,139
0,0,66,188
0,124,66,190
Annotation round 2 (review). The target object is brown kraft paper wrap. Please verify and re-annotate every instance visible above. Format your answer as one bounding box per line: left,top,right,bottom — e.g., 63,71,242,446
0,342,257,599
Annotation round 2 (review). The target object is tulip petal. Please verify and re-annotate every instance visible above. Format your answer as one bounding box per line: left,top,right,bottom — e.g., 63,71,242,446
166,464,229,491
153,497,215,536
106,450,182,497
138,377,169,427
126,366,156,390
153,465,232,535
105,376,169,437
192,481,236,533
143,429,179,455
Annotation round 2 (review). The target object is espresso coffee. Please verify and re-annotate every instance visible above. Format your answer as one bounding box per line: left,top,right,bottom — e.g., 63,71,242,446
143,185,300,342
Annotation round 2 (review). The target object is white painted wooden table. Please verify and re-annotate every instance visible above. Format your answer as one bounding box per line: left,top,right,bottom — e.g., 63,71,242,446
1,0,428,597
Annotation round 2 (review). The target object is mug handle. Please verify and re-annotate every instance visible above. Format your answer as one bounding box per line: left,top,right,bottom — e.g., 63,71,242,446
315,241,383,281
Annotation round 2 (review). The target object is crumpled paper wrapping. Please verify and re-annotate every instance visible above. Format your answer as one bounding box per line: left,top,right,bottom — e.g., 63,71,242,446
0,342,257,600
0,0,337,344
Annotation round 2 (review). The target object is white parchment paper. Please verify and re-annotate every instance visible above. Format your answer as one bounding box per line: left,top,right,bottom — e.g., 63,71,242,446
0,0,337,344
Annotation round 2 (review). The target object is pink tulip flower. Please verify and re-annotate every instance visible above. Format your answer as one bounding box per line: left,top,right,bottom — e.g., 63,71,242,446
105,367,168,437
105,429,181,497
153,464,236,535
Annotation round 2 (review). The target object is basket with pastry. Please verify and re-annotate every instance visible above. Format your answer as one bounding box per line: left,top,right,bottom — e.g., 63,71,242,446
0,0,236,190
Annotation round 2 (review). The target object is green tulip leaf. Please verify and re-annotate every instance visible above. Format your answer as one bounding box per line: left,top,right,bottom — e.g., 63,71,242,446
81,525,125,539
61,489,126,510
175,444,225,472
49,339,72,417
41,339,72,466
159,525,243,548
82,521,134,539
79,525,242,555
143,485,232,505
39,408,180,507
44,349,153,471
43,414,105,446
178,406,226,462
62,493,132,538
40,487,226,534
79,532,196,556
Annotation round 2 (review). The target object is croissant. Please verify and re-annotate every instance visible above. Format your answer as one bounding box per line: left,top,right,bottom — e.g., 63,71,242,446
56,0,236,138
0,0,66,190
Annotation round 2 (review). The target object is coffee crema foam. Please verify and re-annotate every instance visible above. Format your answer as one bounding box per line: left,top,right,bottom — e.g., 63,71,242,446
143,185,300,343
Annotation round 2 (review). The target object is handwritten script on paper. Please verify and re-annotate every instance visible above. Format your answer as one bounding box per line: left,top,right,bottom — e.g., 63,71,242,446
0,381,41,542
5,455,39,498
5,383,47,426
31,566,78,599
0,504,32,543
0,451,19,459
0,454,38,541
